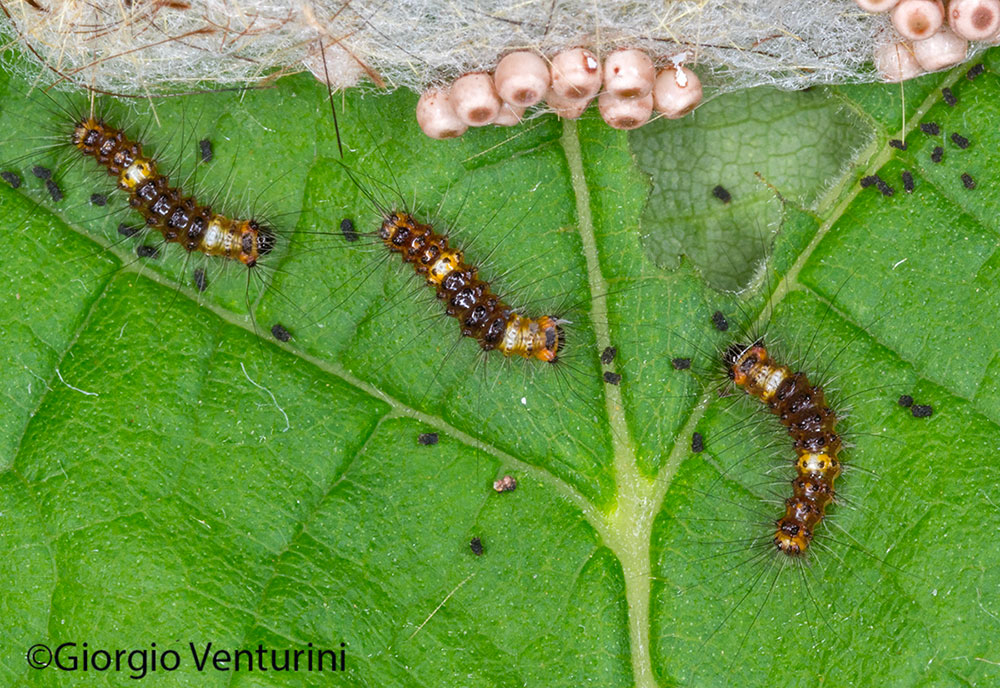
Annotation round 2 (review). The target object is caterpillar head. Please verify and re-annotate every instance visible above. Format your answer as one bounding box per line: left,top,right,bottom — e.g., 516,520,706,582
534,316,566,363
72,117,104,152
724,339,767,384
380,211,418,245
240,220,275,267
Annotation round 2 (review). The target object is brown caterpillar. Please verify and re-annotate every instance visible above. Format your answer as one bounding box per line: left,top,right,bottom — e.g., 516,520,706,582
725,340,841,555
379,210,564,362
71,117,275,266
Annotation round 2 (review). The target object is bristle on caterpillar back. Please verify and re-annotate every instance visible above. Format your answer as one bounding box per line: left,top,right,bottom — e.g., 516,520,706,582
71,117,275,267
378,210,565,362
724,339,841,556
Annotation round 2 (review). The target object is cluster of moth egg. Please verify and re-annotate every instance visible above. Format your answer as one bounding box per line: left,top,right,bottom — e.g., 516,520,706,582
861,0,1000,80
415,48,702,139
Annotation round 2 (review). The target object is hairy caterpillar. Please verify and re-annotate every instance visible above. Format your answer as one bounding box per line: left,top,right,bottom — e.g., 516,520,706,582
724,339,841,555
377,209,565,362
72,116,276,267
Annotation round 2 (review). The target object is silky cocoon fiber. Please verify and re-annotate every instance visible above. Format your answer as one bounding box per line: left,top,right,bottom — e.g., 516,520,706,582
0,0,985,95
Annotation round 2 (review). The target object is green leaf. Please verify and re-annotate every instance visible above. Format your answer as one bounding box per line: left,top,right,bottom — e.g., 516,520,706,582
1,47,998,688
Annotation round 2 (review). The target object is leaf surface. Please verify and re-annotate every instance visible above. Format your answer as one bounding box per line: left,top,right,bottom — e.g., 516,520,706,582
1,49,998,688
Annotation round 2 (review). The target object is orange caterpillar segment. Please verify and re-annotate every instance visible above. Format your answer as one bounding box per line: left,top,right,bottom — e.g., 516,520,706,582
379,211,563,362
725,342,842,556
71,117,274,267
